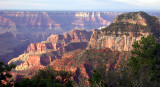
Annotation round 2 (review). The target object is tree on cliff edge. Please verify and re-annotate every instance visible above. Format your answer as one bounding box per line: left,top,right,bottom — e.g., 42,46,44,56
127,35,160,87
0,61,16,87
15,66,73,87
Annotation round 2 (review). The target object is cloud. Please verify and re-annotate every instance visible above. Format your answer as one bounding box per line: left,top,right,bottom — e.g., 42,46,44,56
0,0,159,10
25,3,49,7
113,0,160,6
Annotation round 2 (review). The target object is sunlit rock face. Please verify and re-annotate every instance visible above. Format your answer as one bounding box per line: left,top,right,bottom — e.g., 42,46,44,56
88,30,150,51
0,11,159,35
88,12,160,51
8,12,160,84
0,11,122,62
0,11,123,34
8,29,92,71
26,29,92,53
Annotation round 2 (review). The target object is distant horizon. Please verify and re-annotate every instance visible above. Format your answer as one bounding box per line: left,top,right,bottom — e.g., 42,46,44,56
0,9,160,12
0,0,160,11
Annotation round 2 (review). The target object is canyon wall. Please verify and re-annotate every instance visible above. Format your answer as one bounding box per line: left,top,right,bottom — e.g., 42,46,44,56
0,11,159,35
9,29,92,70
0,11,123,34
88,30,150,51
7,11,160,84
0,11,122,63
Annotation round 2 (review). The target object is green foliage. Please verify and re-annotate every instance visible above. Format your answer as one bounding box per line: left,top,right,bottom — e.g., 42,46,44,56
14,78,63,87
88,36,160,87
102,22,151,33
89,70,104,87
32,66,57,81
126,35,160,86
58,70,73,85
102,11,160,36
0,61,16,87
117,11,149,20
15,66,73,87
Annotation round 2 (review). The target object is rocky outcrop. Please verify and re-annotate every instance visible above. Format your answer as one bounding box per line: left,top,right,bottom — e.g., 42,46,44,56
88,12,160,51
57,42,88,53
50,48,130,85
1,11,159,35
88,30,150,51
0,16,16,34
27,29,92,53
0,11,122,62
0,11,123,34
47,29,92,43
2,11,160,63
8,12,160,85
27,43,48,53
9,29,91,71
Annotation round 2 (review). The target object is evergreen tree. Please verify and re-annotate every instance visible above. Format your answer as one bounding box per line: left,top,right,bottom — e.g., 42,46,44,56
0,61,16,87
15,66,73,87
89,70,104,87
127,35,160,87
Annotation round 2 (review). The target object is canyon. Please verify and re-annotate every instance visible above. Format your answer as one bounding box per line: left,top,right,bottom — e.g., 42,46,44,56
8,11,160,84
0,11,122,63
0,11,123,34
1,11,160,63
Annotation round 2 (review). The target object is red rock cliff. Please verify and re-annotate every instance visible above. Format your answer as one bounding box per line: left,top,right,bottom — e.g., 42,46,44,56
27,29,92,53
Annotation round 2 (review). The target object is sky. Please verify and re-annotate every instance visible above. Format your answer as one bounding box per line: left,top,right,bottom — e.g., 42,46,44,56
0,0,160,11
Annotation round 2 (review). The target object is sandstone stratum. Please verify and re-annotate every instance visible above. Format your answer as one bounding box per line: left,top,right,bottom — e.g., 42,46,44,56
1,11,160,63
0,11,122,62
8,12,160,84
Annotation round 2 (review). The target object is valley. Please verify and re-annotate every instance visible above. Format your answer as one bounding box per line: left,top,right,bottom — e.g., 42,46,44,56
6,11,160,85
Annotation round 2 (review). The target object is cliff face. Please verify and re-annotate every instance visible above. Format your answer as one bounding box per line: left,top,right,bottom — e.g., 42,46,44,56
47,29,92,43
0,16,16,34
1,11,159,35
27,43,48,53
49,48,130,85
0,11,122,63
1,11,160,63
88,30,150,51
27,29,92,53
88,12,160,51
0,11,122,34
8,12,160,84
9,29,92,70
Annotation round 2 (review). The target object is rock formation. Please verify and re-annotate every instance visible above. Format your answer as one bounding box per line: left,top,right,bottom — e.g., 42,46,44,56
0,16,16,34
0,11,123,34
9,29,92,70
8,12,160,84
88,12,160,51
1,11,160,63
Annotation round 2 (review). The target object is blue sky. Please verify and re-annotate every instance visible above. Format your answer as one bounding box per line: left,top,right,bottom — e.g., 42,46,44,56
0,0,160,11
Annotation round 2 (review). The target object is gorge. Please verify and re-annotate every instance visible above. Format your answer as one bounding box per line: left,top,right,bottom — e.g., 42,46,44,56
7,11,160,84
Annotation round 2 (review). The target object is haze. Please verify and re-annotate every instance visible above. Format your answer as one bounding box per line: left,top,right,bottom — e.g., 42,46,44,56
0,0,160,11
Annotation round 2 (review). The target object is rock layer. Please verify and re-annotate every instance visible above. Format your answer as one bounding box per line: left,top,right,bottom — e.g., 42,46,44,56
8,12,160,85
9,29,92,71
88,30,150,51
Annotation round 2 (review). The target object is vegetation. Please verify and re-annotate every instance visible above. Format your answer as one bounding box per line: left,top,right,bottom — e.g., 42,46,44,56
102,22,151,33
3,35,160,87
88,70,103,87
126,35,160,86
5,34,160,87
0,61,16,87
102,11,160,36
89,35,160,87
15,66,73,87
117,11,149,20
